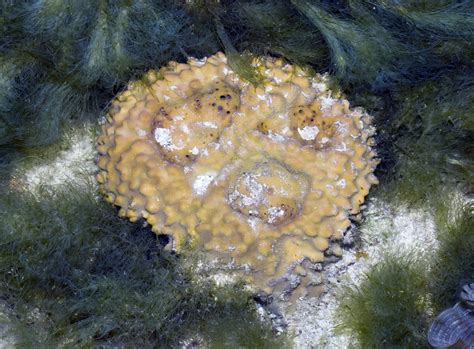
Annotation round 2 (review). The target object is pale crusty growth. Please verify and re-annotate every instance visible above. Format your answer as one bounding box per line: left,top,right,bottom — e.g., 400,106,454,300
97,52,379,294
228,160,310,226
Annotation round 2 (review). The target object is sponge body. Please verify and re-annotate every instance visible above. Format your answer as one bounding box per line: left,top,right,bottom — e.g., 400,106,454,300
97,53,379,294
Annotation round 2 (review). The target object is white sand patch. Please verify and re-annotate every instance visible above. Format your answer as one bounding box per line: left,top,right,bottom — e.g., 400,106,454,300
287,197,438,349
15,127,97,193
0,300,15,349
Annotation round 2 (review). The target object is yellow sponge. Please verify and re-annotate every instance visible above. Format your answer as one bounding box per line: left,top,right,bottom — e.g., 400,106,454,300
97,53,379,295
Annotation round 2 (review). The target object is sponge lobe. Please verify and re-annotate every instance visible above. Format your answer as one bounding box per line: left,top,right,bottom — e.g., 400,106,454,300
153,81,240,165
228,160,310,226
96,53,379,296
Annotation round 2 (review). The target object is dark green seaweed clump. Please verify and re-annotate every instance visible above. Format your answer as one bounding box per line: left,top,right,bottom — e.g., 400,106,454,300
337,199,473,348
430,201,474,311
337,256,431,348
0,185,286,348
372,75,474,206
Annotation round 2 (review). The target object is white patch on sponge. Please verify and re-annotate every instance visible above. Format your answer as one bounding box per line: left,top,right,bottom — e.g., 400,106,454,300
193,172,217,196
154,127,185,150
297,126,320,141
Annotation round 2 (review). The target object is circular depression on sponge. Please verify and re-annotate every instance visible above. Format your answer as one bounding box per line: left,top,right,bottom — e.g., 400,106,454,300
97,53,379,295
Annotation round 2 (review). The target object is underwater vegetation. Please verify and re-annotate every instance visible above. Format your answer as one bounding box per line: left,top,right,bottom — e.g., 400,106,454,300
0,184,287,348
0,0,473,347
0,0,471,193
338,255,431,348
337,197,474,348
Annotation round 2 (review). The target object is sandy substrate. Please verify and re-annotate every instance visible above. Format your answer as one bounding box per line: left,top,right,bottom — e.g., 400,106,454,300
17,127,97,193
6,130,444,348
0,300,15,349
286,199,438,348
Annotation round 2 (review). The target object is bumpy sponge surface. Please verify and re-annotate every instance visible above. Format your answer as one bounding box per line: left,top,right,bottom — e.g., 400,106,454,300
97,53,379,294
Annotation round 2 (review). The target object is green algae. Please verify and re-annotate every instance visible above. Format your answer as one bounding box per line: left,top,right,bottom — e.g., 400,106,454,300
0,184,287,348
337,195,473,348
338,255,431,348
0,1,473,347
430,199,474,311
